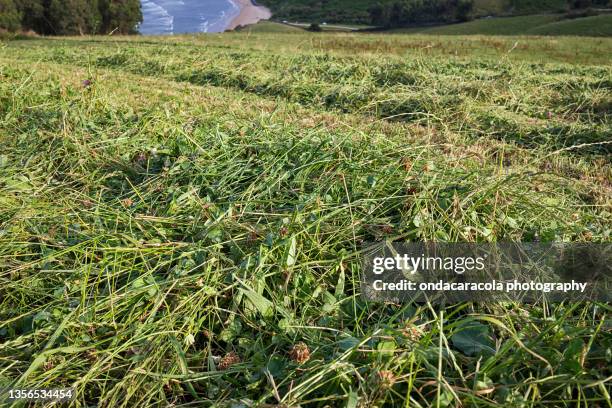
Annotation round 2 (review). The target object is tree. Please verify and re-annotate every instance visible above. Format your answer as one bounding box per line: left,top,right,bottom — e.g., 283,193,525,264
456,0,474,21
0,0,21,31
16,0,46,33
389,2,406,27
572,0,592,7
47,0,100,34
99,0,142,34
307,23,322,32
1,0,141,34
368,4,387,26
369,0,474,27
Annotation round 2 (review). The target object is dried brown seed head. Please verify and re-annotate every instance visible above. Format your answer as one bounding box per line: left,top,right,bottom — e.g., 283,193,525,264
43,360,55,371
376,370,397,388
218,351,241,370
402,324,423,341
289,342,310,364
81,199,94,209
381,225,393,234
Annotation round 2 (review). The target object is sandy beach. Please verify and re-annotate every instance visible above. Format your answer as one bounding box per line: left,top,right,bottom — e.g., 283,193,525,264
226,0,271,30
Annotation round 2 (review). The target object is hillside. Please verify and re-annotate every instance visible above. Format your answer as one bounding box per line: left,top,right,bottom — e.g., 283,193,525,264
249,12,612,37
256,0,380,24
527,13,612,36
388,13,612,36
235,20,305,32
412,14,561,35
1,31,610,406
257,0,608,24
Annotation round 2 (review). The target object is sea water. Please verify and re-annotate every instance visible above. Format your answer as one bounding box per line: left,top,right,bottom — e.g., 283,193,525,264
138,0,240,35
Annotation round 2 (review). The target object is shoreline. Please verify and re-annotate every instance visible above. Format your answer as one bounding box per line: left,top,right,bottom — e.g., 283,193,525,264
226,0,271,31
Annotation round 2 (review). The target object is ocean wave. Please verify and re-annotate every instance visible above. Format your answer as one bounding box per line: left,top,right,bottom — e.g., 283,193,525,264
140,0,241,35
198,19,210,33
139,0,174,34
156,0,185,7
223,0,241,29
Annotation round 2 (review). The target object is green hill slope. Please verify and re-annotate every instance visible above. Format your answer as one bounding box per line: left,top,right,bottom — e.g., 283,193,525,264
235,20,304,33
257,0,601,24
527,14,612,36
384,13,612,36
420,14,560,35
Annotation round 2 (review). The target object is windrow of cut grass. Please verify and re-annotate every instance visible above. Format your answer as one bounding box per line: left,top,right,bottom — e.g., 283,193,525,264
10,37,612,156
0,33,611,407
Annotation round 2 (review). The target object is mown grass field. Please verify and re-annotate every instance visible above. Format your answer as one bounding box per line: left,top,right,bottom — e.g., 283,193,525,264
410,14,612,37
0,32,611,407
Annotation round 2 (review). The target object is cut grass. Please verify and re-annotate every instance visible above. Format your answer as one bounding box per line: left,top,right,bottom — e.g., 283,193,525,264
0,32,611,407
10,36,610,154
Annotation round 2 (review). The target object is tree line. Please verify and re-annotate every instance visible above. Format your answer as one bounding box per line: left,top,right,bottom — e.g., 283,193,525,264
0,0,142,35
368,0,475,27
367,0,612,28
